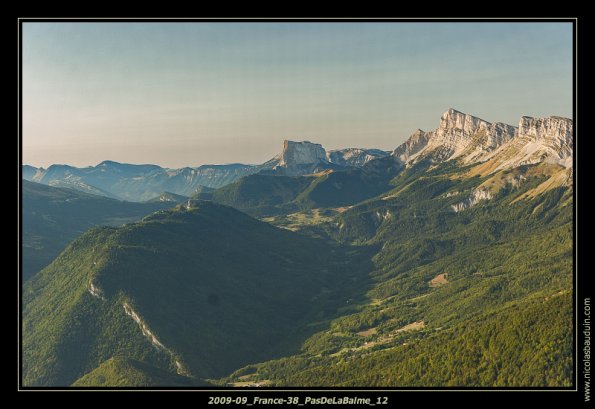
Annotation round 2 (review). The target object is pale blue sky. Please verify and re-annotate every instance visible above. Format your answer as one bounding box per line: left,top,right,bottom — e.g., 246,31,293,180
22,22,573,168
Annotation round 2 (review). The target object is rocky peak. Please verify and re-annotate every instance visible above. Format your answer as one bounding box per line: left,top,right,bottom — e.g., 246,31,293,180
392,109,573,175
439,108,491,134
266,140,329,176
392,129,431,163
266,141,391,176
394,108,517,165
438,108,516,151
278,140,327,168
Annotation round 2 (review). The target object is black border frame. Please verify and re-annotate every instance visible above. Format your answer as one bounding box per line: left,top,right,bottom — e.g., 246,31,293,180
17,17,585,404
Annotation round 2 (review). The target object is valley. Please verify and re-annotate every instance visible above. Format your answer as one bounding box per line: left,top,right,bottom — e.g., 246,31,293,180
21,109,574,387
22,200,375,386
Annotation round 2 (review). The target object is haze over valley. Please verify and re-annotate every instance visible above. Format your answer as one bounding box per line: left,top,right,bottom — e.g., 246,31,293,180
22,108,573,387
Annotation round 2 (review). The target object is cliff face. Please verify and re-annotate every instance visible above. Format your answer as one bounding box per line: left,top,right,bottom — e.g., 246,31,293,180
272,140,327,176
271,140,389,176
278,141,326,167
481,115,574,172
394,109,517,164
393,108,573,172
393,129,431,163
516,116,573,166
518,116,572,142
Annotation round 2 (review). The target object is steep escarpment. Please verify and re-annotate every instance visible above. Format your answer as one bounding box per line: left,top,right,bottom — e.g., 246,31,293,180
500,116,573,169
393,109,517,164
279,140,326,168
389,109,573,199
271,140,329,176
270,141,389,176
393,109,572,173
392,129,432,163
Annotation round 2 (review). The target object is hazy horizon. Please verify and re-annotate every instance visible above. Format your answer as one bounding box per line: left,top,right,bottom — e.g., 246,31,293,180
23,22,572,168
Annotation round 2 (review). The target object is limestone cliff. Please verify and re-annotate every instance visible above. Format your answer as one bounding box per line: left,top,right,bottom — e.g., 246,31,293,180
393,108,572,172
393,108,517,164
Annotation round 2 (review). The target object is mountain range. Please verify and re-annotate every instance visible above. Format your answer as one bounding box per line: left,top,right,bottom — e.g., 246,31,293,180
23,144,389,202
23,108,571,205
21,108,573,387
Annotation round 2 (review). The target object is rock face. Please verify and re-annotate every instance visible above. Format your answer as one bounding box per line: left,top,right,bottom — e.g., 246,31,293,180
478,115,573,172
327,148,389,167
271,140,328,176
394,108,517,164
518,116,572,142
393,108,573,173
271,141,389,176
515,116,573,167
393,129,431,163
278,140,326,166
451,188,493,213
